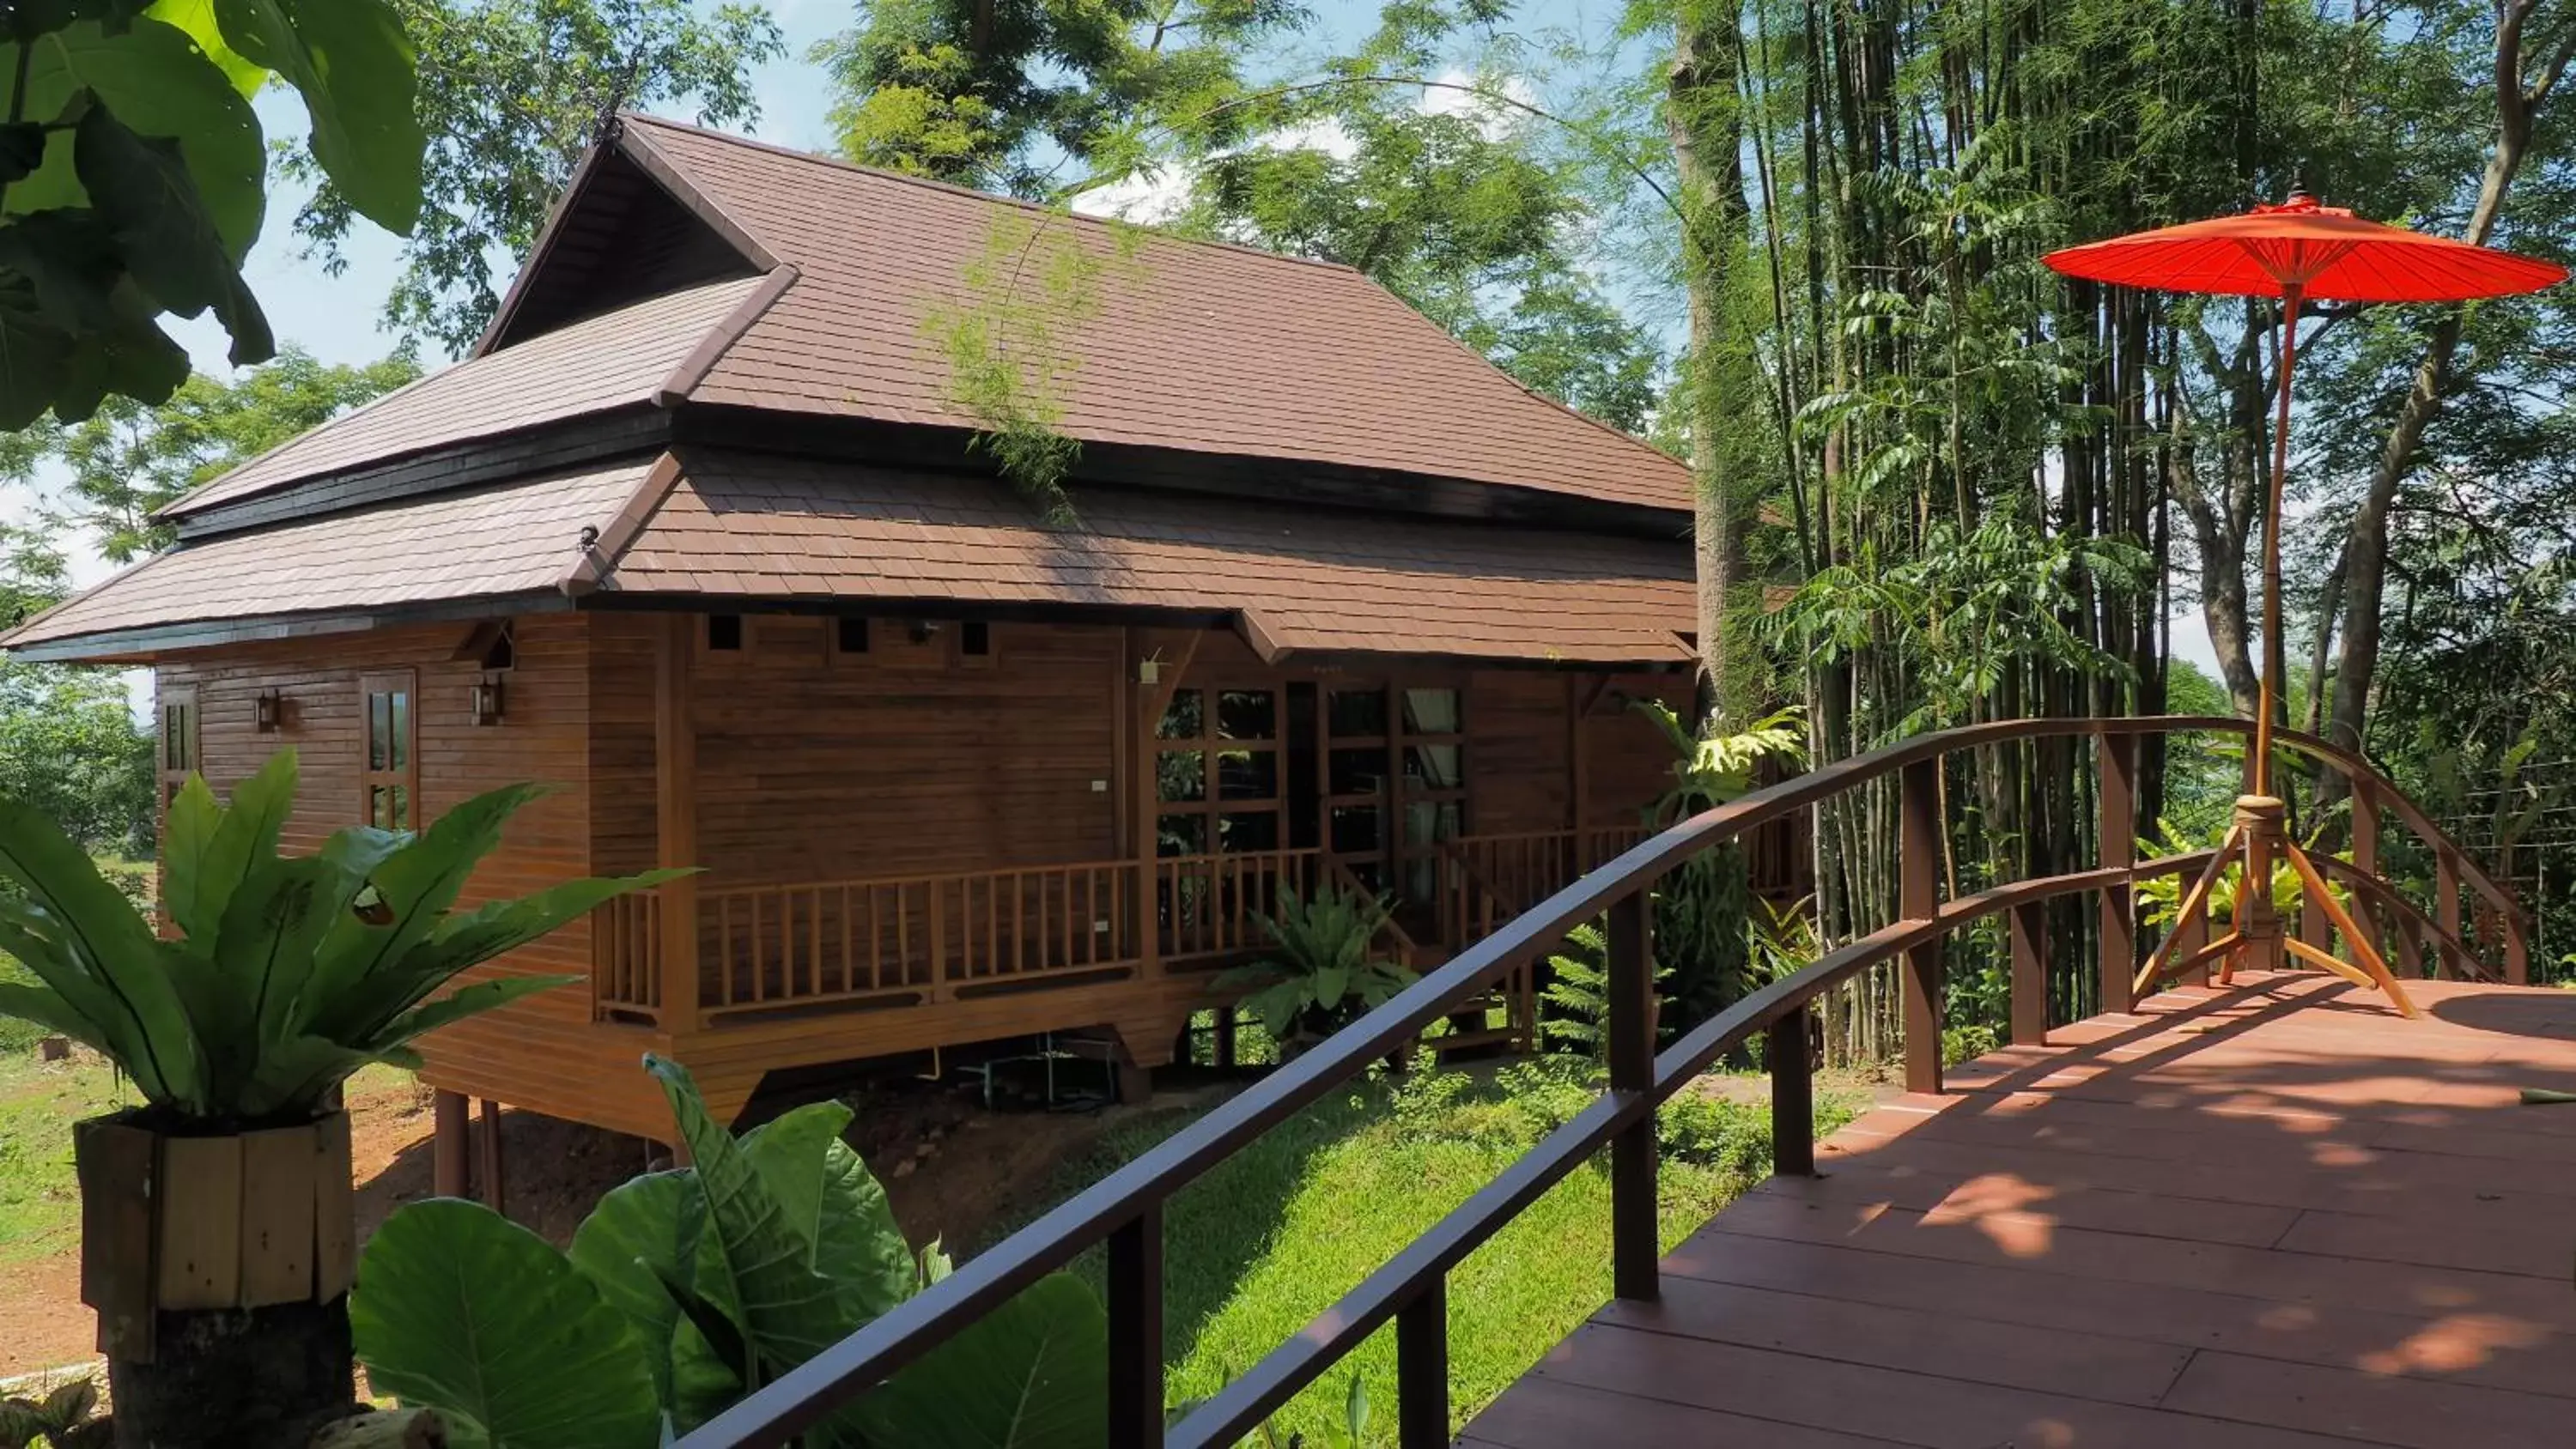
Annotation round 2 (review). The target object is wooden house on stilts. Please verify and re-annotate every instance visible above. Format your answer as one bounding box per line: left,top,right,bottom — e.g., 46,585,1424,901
2,116,1764,1182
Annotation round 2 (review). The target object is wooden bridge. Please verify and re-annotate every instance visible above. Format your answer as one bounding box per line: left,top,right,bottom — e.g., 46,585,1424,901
1467,972,2576,1447
673,714,2551,1449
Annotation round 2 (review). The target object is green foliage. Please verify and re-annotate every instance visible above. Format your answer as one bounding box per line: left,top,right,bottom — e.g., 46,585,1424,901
0,749,671,1124
811,0,1305,197
0,347,420,561
1629,700,1806,1034
917,211,1136,521
1212,882,1414,1050
354,1055,1108,1447
2131,818,2341,931
0,1376,104,1449
0,661,150,856
283,0,784,355
0,0,422,427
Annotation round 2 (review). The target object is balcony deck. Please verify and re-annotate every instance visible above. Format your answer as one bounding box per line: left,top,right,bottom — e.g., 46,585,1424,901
1466,973,2576,1448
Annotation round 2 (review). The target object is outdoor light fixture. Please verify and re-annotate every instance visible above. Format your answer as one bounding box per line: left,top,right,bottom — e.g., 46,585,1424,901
909,620,940,645
471,676,506,727
252,689,282,732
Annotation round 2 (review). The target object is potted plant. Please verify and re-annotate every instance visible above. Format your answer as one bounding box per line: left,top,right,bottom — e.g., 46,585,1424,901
1212,884,1414,1058
0,750,671,1449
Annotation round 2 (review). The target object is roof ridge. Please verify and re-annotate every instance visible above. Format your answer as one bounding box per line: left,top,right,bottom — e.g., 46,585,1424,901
617,112,1368,278
155,367,447,520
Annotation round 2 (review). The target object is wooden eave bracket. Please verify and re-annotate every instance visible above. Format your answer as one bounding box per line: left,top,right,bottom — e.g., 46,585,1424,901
560,451,685,597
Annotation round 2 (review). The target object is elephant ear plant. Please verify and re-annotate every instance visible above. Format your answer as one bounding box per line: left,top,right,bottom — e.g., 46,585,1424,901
0,749,675,1449
352,1056,1109,1448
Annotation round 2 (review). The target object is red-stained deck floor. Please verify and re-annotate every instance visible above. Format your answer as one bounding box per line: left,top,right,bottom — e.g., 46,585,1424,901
1464,973,2576,1448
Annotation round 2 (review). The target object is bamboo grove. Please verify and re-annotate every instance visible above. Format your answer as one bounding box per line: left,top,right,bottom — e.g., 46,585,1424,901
1655,0,2572,1058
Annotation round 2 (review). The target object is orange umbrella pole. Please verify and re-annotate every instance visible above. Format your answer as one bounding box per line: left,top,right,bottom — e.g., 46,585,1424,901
2252,282,2301,801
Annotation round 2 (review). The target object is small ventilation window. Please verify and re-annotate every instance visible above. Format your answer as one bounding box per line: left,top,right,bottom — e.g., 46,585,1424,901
708,614,744,652
961,621,992,657
836,616,871,655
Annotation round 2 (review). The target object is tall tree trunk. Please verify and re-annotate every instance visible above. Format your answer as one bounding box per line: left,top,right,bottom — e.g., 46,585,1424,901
1669,0,1759,724
2322,2,2567,785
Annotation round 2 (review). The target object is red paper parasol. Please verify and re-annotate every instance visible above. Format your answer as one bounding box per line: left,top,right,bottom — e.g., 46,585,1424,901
2041,194,2563,1014
2043,193,2566,302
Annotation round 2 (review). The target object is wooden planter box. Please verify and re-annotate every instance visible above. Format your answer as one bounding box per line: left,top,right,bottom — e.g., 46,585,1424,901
75,1113,355,1363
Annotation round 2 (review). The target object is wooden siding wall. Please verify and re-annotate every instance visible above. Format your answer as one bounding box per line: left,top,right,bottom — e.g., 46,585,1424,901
689,616,1123,886
155,611,1689,1138
156,615,676,1139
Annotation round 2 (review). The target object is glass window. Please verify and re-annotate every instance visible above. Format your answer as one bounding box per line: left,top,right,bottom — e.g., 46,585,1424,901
707,614,744,651
1405,801,1462,847
388,692,409,769
836,616,871,654
1219,811,1280,852
1401,688,1462,735
1330,806,1382,854
1328,748,1384,797
1157,749,1206,803
1157,813,1206,857
1157,688,1204,740
368,693,391,770
1217,749,1277,802
1327,688,1387,738
1217,689,1278,740
1402,744,1462,791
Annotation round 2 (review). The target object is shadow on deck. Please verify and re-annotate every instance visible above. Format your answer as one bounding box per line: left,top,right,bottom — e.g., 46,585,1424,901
1467,973,2576,1448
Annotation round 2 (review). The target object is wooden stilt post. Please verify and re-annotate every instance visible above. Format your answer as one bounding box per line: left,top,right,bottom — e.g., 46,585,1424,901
1900,758,1942,1094
432,1090,469,1198
1212,1007,1237,1070
655,613,701,1034
477,1099,506,1216
1768,1004,1815,1176
2435,848,2465,980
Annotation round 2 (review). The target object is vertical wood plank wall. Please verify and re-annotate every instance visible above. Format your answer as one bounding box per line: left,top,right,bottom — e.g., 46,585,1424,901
157,611,1685,1137
156,614,675,1139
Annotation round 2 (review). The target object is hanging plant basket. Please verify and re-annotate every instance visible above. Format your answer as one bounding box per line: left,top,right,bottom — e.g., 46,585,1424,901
76,1110,356,1361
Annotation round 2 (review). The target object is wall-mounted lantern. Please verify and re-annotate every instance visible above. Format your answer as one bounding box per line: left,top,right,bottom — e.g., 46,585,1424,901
252,689,283,733
471,676,506,727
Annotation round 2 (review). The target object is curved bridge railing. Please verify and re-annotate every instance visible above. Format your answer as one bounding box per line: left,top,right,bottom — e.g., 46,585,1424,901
682,714,2531,1449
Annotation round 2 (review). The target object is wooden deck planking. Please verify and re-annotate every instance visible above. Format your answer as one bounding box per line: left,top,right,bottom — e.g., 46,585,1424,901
1467,973,2576,1447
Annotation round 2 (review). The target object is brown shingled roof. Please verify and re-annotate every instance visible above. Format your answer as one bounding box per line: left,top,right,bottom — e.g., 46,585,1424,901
164,276,768,518
8,462,656,652
605,450,1692,664
6,450,1693,664
622,117,1689,512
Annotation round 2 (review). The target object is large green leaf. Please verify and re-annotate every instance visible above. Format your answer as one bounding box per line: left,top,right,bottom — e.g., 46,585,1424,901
645,1055,856,1385
351,1198,660,1449
811,1140,917,1324
255,823,408,1048
0,270,73,429
0,792,198,1106
143,0,263,94
307,783,552,1025
858,1274,1109,1449
211,0,421,233
233,1030,384,1119
0,209,191,423
367,973,580,1053
191,852,340,1104
0,979,111,1052
73,100,271,363
163,749,296,944
3,18,264,255
565,1170,715,1416
156,773,222,937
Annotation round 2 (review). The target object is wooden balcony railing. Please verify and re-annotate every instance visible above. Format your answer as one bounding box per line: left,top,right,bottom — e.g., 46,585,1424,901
677,714,2534,1449
595,850,1334,1023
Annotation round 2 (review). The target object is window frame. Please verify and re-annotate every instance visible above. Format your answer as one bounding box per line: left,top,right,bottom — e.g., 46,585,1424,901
1154,681,1287,858
359,669,420,832
157,684,199,807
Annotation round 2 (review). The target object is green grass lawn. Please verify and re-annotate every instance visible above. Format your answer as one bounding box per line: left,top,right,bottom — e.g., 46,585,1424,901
1027,1057,1861,1446
0,1048,136,1267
